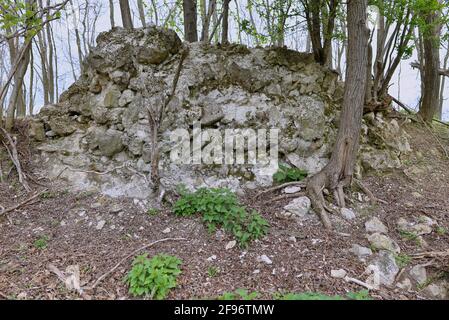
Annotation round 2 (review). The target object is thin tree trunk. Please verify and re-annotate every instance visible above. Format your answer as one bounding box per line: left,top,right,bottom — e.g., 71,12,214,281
137,0,146,27
183,0,198,42
307,0,369,230
419,9,441,123
221,0,230,44
119,0,134,29
109,0,115,28
438,44,449,120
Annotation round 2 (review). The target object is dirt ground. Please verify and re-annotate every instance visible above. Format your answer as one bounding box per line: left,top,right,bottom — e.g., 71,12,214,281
0,121,448,300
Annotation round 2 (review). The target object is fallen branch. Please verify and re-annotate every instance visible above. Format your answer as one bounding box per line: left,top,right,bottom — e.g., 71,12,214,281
0,189,46,217
255,181,307,199
410,250,449,259
85,237,187,291
264,192,306,203
0,128,31,192
344,276,376,291
354,179,388,205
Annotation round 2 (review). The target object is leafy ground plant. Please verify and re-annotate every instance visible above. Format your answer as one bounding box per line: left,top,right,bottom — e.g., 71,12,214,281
33,236,48,249
274,290,371,300
173,187,269,247
126,254,182,299
217,289,259,300
273,164,307,183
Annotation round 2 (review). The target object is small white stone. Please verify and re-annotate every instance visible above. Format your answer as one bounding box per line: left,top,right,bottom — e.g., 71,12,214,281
162,227,171,234
365,217,388,234
288,236,297,243
96,220,106,230
331,269,347,279
341,208,356,220
207,255,217,262
225,240,237,250
257,254,273,265
283,186,301,194
253,269,260,274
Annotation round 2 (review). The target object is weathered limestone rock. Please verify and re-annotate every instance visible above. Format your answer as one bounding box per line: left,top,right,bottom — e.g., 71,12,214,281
30,27,411,199
367,233,400,253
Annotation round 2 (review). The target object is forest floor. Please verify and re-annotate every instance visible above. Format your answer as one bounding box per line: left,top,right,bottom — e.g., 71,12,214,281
0,120,448,300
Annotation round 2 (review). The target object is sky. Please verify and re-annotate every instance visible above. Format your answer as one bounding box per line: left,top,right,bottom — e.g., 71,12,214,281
32,0,449,121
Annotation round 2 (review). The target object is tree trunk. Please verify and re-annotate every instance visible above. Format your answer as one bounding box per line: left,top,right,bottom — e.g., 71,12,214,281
307,0,369,230
109,0,115,28
183,0,198,42
221,0,230,44
438,41,449,120
418,9,441,123
137,0,146,27
119,0,134,29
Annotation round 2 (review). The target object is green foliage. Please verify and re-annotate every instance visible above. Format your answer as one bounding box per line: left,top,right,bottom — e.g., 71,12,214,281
207,266,219,278
273,164,307,183
399,230,419,241
395,253,412,268
147,208,159,216
125,254,182,299
39,191,58,199
173,188,269,247
274,290,371,300
436,226,447,235
33,236,48,249
217,289,259,300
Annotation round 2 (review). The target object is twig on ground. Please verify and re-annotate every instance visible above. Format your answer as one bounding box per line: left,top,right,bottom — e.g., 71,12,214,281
85,237,187,291
0,128,31,192
410,250,449,259
0,291,8,299
344,276,376,290
264,192,306,203
256,181,307,199
354,179,388,205
0,189,47,217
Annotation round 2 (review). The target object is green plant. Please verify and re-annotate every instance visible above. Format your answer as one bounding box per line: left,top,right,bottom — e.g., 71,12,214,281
395,253,412,268
399,230,421,245
207,266,219,277
39,191,58,199
274,290,371,300
147,208,159,216
125,254,182,299
436,226,447,235
217,289,259,300
273,164,307,183
33,236,48,249
173,188,269,247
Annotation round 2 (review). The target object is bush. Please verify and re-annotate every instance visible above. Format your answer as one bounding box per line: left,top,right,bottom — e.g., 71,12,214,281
173,187,269,247
126,254,182,299
273,164,307,183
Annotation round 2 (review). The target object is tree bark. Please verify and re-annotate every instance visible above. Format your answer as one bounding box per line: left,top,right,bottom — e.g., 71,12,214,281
119,0,134,29
418,8,441,123
307,0,369,230
137,0,146,27
109,0,115,28
221,0,230,44
183,0,198,42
